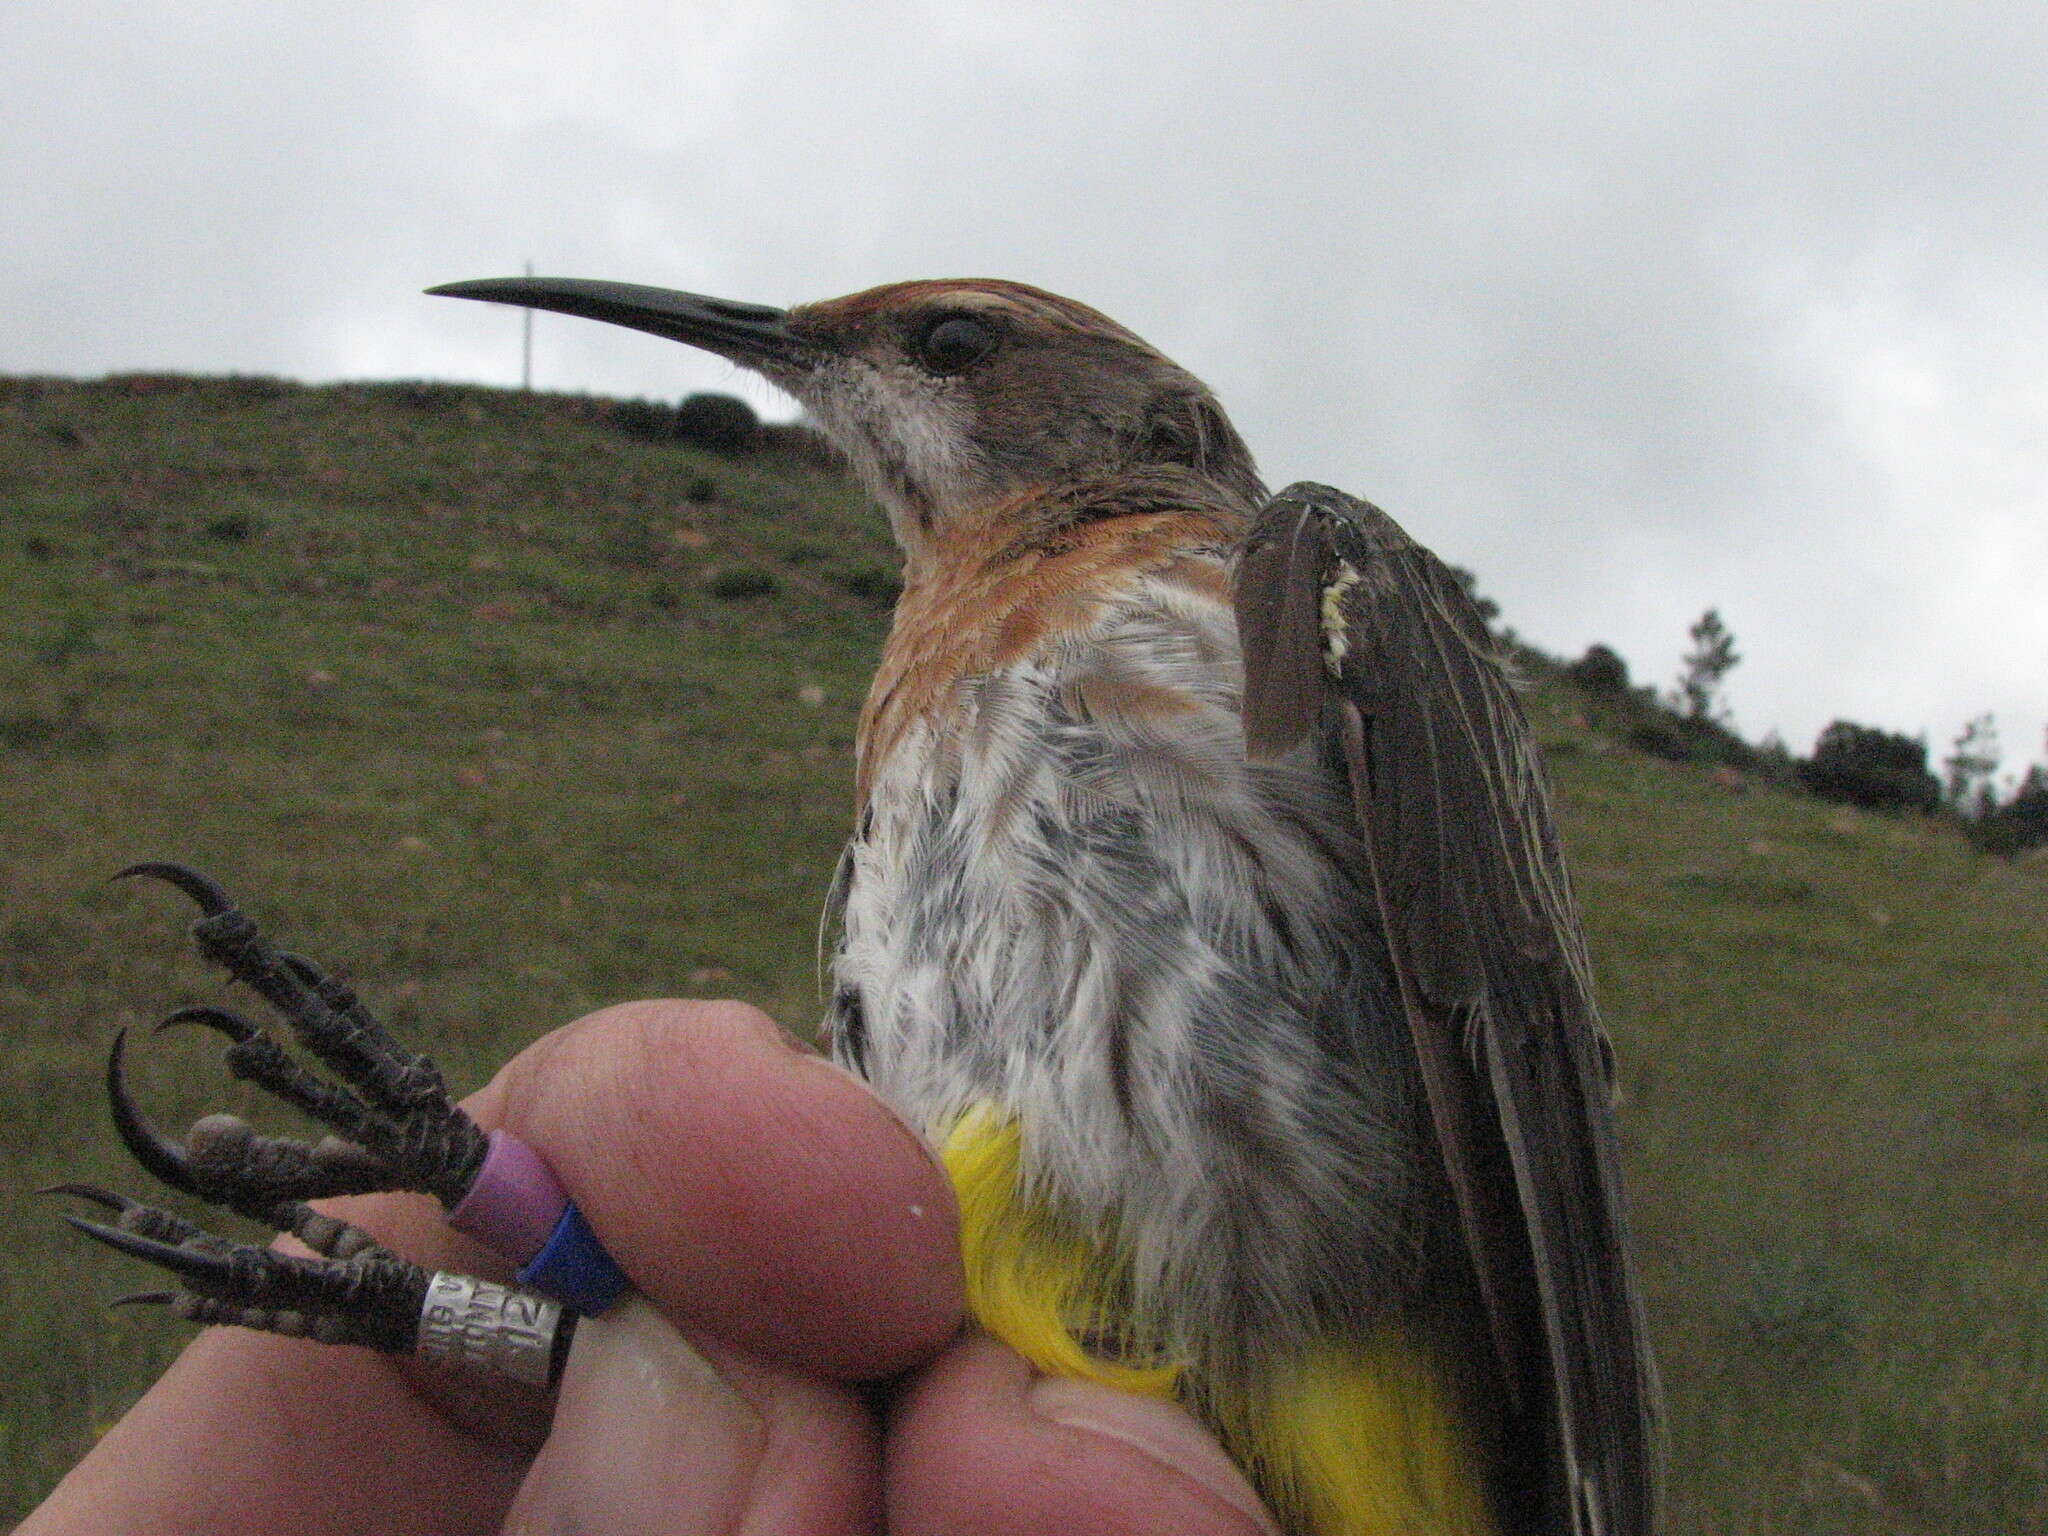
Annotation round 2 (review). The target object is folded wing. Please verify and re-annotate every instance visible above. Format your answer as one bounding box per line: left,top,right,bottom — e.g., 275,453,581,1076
1236,483,1660,1536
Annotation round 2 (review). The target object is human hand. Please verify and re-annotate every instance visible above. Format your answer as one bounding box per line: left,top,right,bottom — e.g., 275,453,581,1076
24,1000,1281,1535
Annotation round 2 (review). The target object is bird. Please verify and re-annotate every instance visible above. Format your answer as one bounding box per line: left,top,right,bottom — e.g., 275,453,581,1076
65,275,1660,1536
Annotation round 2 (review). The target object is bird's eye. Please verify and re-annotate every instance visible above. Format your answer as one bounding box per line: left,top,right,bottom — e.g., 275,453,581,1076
916,315,996,375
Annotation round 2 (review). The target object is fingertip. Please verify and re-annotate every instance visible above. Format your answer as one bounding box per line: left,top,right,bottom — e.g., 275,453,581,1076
1021,1377,1283,1536
475,999,964,1379
506,1298,882,1536
888,1338,1281,1536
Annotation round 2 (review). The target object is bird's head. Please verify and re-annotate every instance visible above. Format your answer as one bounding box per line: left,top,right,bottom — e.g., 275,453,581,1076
430,276,1262,561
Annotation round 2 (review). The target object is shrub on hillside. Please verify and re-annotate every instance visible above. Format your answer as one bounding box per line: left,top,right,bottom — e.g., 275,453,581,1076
1797,721,1940,813
673,393,761,454
707,566,778,600
837,565,903,608
1568,643,1630,696
1971,767,2048,856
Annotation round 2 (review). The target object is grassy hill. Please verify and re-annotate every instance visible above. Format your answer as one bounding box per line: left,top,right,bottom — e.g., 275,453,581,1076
3,374,2043,1531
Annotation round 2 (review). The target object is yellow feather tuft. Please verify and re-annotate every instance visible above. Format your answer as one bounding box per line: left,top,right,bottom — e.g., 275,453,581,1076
939,1103,1498,1535
1220,1346,1498,1536
940,1103,1183,1397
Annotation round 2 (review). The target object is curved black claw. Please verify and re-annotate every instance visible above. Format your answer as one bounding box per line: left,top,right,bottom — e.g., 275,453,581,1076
111,1290,179,1309
66,1209,440,1359
112,861,235,916
64,1216,236,1289
154,1005,262,1043
105,1027,199,1197
36,1182,139,1213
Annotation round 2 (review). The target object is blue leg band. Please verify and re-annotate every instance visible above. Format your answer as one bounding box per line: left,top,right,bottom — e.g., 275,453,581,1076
515,1200,630,1315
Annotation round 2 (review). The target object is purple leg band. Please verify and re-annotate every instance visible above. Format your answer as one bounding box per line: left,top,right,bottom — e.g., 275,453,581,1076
446,1129,569,1265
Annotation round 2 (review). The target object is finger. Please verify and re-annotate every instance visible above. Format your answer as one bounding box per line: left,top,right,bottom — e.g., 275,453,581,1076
885,1336,1282,1536
468,998,963,1380
18,1325,528,1536
502,1298,880,1536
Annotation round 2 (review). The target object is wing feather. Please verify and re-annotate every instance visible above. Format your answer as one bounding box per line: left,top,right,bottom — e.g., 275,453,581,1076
1236,482,1660,1536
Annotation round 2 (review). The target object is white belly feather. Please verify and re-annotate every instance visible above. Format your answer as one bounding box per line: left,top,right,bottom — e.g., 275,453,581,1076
828,571,1427,1354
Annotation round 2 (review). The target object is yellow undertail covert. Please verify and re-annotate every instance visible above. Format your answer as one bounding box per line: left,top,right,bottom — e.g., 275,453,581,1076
940,1105,1498,1536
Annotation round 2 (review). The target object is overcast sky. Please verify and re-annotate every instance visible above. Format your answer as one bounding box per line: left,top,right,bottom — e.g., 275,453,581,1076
6,3,2044,779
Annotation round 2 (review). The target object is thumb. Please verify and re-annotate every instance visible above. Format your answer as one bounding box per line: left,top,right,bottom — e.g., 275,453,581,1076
502,1297,879,1536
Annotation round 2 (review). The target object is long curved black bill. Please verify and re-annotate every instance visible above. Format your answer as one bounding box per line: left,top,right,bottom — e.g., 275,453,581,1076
427,277,808,370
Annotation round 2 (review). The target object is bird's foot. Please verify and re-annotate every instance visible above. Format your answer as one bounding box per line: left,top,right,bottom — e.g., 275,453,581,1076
54,863,569,1384
103,862,489,1213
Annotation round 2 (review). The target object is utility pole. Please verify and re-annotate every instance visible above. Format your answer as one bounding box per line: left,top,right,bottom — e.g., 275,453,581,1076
520,260,534,391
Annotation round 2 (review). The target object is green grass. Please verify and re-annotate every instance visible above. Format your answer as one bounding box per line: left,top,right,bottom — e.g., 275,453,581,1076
3,373,2044,1531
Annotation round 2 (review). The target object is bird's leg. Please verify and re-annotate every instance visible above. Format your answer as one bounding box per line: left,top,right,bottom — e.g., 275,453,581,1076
55,864,572,1384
